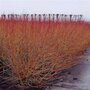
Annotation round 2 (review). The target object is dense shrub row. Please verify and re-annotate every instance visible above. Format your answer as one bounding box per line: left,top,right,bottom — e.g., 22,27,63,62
0,17,90,89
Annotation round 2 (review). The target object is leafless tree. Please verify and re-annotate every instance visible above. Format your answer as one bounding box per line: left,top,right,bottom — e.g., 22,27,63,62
56,14,59,21
60,14,64,21
48,14,51,21
43,14,46,21
79,14,83,20
70,14,72,21
1,14,6,20
38,14,41,21
64,14,67,21
52,14,55,21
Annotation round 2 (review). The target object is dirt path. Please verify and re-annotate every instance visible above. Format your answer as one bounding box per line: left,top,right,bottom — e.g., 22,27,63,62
46,48,90,90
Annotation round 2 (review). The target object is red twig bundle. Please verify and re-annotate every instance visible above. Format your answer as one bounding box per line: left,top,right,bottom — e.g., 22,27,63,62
0,14,90,89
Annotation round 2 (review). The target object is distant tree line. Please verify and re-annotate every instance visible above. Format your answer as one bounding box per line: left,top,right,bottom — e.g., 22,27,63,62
0,14,83,21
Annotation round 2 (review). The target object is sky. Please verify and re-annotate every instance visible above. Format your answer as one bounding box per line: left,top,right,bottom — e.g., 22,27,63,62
0,0,90,20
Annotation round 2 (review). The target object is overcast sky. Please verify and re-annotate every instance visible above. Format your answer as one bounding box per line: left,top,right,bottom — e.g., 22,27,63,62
0,0,90,20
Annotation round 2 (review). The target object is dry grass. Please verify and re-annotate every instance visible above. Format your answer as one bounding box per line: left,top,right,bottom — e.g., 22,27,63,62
0,17,90,89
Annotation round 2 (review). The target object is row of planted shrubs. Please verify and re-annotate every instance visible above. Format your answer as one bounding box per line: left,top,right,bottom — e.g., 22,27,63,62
0,17,90,89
